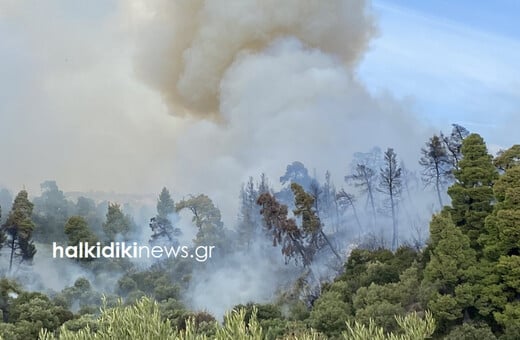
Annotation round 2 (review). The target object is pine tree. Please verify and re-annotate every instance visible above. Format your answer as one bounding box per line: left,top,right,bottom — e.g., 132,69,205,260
422,212,477,333
102,203,130,241
156,187,174,219
0,189,12,225
481,166,520,259
378,148,402,251
336,189,362,235
64,216,99,261
447,134,498,251
494,144,520,171
32,181,70,243
257,191,309,266
0,206,5,250
441,124,470,171
175,194,225,247
150,188,180,246
237,177,258,250
292,183,341,261
419,134,451,209
321,171,334,218
346,164,378,228
474,165,520,335
2,190,37,272
258,173,271,195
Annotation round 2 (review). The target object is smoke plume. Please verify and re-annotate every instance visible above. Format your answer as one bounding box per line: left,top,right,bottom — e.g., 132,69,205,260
128,0,428,223
134,0,377,118
127,0,433,316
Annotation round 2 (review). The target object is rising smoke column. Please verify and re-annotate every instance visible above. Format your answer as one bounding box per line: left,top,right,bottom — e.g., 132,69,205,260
129,0,428,318
131,0,424,224
134,0,377,118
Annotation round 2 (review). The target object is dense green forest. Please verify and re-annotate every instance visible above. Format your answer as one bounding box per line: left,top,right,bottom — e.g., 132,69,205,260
0,126,519,339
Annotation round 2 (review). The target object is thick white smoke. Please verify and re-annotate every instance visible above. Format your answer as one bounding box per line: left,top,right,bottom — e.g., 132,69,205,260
129,0,428,222
127,0,431,317
134,0,376,118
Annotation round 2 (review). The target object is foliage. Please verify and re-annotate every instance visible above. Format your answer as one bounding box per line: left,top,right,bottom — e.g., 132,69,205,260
446,133,498,251
443,322,497,340
150,188,181,246
54,278,103,313
309,290,351,337
32,181,71,243
102,203,131,241
440,123,469,171
342,311,435,340
64,216,99,259
38,297,266,340
421,211,476,333
176,194,226,247
39,297,178,340
345,159,378,228
2,189,37,271
7,292,72,339
277,161,314,204
494,144,520,171
237,177,262,250
1,131,519,340
157,187,175,219
419,134,451,208
74,197,104,239
257,191,308,265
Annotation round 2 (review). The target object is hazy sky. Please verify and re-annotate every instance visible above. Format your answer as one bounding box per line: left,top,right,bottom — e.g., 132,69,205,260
1,0,518,222
359,0,520,149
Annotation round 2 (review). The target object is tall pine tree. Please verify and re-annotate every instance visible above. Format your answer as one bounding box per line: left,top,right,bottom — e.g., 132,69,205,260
2,190,36,272
446,134,498,251
103,203,131,241
156,187,174,219
474,165,520,337
419,134,451,209
378,148,402,251
150,188,180,246
422,211,477,334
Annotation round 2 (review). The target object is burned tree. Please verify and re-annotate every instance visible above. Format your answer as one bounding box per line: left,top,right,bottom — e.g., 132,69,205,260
292,183,341,262
378,148,402,251
237,177,260,250
257,191,312,266
346,164,378,228
336,189,363,235
419,134,451,209
257,183,341,266
441,123,469,172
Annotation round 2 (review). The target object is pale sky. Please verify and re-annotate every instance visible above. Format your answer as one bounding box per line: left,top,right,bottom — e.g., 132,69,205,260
359,0,520,149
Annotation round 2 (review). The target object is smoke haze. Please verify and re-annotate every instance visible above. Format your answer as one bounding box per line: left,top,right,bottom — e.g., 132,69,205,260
129,0,429,221
2,0,493,321
0,0,434,225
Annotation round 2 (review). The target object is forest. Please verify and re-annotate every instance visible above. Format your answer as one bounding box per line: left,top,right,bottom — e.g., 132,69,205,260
0,124,518,339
